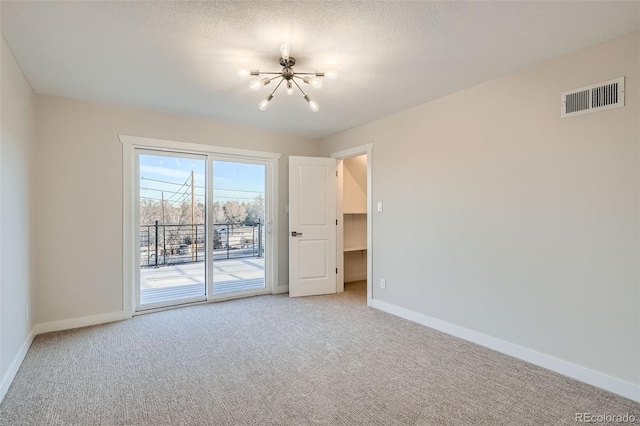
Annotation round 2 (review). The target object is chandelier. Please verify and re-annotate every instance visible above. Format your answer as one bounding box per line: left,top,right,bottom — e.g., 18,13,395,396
242,44,336,112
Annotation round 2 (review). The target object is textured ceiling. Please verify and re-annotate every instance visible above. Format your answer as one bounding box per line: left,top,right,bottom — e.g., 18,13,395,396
2,1,639,138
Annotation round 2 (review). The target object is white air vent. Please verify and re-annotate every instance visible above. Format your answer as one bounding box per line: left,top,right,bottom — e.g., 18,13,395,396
561,77,624,118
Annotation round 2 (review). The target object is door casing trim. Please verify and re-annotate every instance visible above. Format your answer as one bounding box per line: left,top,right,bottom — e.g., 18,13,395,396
121,134,281,316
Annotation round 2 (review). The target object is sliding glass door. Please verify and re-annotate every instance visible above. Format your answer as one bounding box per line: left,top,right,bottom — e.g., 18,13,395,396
210,160,266,296
137,151,207,309
135,149,270,311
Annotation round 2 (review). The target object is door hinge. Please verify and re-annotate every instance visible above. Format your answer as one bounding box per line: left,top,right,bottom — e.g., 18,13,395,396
336,170,338,177
336,219,338,225
336,268,338,274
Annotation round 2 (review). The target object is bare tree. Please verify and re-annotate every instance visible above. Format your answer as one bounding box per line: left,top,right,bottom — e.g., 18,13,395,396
224,200,247,224
245,194,265,224
212,201,225,223
141,197,261,227
140,199,162,225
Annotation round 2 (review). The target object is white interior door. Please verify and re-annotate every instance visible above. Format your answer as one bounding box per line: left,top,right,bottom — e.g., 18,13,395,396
289,156,337,297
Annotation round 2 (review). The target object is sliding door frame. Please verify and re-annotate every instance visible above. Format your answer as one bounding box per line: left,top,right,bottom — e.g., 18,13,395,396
135,149,209,311
207,156,272,302
121,135,280,316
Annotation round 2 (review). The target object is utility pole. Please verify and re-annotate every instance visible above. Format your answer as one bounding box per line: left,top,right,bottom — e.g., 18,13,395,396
191,170,195,263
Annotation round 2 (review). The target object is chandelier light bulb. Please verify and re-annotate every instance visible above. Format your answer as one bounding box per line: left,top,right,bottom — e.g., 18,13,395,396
303,77,322,89
280,44,290,60
249,80,262,91
238,70,250,76
304,94,319,112
250,77,270,91
258,94,274,111
258,99,269,111
286,81,294,95
325,70,338,79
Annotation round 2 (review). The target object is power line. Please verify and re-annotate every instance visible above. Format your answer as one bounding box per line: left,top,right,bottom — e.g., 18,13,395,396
141,176,204,189
140,176,195,201
140,186,204,195
214,187,263,194
141,176,264,194
174,191,193,204
163,175,191,202
140,175,196,203
141,195,257,203
140,195,203,203
139,188,193,204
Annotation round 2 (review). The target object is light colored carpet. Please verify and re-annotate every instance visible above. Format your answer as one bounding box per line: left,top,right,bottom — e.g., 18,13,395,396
1,281,638,425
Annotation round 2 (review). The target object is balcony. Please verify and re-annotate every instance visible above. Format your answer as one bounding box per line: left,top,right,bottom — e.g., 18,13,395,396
139,222,266,307
140,257,265,305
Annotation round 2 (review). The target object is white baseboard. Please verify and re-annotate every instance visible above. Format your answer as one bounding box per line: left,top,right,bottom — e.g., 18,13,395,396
371,299,640,403
345,273,367,283
1,311,129,403
33,311,130,335
0,329,35,402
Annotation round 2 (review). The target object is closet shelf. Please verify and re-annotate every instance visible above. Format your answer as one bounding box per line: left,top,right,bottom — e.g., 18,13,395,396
343,211,367,215
344,246,367,252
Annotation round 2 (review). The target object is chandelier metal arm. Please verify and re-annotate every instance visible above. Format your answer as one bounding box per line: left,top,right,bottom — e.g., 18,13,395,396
270,77,285,96
292,75,322,81
291,78,307,96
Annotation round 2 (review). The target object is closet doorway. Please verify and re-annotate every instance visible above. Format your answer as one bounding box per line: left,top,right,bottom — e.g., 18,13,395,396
333,144,372,306
340,155,367,291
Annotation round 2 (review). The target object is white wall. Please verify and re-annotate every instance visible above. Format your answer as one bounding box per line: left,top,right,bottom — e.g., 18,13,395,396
321,32,640,387
33,96,320,324
343,155,367,214
0,36,35,383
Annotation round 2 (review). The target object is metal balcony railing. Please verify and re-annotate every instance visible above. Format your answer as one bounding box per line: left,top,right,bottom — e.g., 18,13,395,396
140,221,264,268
